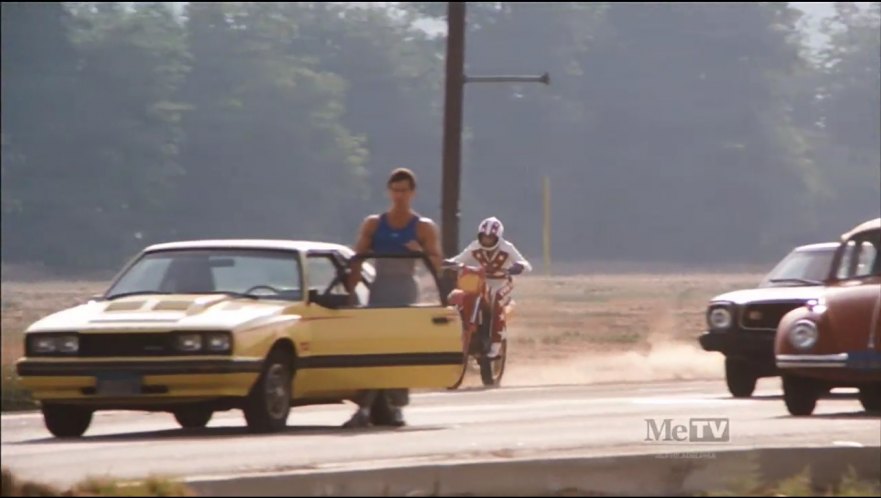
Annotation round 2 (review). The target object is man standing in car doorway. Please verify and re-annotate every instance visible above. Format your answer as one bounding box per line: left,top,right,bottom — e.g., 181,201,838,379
344,167,443,428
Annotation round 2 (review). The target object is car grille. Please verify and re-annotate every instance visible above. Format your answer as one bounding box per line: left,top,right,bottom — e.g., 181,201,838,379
739,301,807,330
79,333,176,357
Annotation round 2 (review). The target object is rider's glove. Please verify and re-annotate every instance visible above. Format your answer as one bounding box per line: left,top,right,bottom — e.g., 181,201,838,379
508,263,524,275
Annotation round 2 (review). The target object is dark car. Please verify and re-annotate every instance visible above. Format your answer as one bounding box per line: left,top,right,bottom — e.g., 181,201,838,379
698,242,838,398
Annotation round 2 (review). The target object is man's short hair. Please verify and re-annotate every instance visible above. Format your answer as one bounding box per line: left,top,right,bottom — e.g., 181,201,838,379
388,168,417,190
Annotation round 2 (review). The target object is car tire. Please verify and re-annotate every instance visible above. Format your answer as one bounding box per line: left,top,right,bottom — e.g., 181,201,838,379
782,374,819,416
858,384,881,413
725,357,757,398
173,405,214,429
42,403,93,438
243,348,293,433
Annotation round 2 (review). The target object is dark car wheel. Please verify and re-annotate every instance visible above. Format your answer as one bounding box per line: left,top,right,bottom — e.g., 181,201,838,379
42,403,93,438
858,384,881,413
782,374,820,416
173,405,214,429
725,357,757,398
243,348,293,433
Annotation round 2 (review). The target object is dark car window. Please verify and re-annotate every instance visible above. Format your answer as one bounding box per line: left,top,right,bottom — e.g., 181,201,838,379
836,229,881,280
759,248,836,287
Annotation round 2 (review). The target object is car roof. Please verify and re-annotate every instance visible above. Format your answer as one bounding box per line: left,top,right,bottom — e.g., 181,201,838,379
143,239,354,255
794,242,839,252
841,218,881,241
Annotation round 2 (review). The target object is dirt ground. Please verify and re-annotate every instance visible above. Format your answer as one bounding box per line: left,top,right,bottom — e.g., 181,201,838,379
0,270,765,398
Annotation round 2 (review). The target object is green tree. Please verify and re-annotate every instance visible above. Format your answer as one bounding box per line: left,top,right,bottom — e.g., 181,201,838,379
174,2,368,244
811,2,881,230
1,2,81,267
66,2,190,266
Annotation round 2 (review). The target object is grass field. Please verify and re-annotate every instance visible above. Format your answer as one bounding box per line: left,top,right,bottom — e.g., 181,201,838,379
0,270,766,409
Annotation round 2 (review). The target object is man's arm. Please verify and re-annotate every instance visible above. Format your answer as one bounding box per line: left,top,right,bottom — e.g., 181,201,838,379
415,218,443,274
347,215,379,291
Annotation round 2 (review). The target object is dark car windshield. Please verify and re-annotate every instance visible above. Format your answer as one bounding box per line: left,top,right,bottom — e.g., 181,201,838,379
105,248,302,300
759,248,835,288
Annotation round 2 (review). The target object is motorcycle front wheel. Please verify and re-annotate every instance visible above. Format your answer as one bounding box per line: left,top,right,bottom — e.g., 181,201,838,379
478,314,507,388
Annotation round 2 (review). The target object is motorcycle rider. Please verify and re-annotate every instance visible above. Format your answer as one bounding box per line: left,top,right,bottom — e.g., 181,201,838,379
444,216,532,358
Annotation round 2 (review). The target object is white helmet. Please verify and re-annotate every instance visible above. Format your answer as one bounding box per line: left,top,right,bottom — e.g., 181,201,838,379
477,216,504,250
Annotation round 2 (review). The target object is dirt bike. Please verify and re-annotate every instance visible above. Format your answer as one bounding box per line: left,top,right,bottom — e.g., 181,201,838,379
443,262,515,389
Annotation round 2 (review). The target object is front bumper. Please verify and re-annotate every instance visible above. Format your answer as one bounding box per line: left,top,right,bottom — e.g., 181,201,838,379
776,351,881,372
698,330,776,359
15,358,262,402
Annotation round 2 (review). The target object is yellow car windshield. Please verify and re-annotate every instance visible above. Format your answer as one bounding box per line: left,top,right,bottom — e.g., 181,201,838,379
105,248,303,300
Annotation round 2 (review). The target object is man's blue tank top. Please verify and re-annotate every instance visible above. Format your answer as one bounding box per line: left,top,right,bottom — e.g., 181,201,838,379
371,213,419,253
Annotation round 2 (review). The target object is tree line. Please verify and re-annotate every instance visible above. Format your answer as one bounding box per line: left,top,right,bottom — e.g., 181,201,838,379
2,2,879,272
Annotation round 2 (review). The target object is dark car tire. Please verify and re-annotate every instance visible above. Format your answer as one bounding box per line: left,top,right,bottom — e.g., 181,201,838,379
42,403,93,438
858,384,881,413
782,374,820,416
725,357,757,398
243,348,293,433
173,405,214,429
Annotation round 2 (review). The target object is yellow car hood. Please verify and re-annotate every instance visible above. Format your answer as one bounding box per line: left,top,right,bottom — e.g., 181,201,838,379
26,294,294,332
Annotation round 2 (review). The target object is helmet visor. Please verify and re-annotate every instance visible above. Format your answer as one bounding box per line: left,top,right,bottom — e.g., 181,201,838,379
478,233,498,248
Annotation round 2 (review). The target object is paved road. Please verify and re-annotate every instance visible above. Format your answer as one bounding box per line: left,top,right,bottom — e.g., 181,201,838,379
2,379,879,488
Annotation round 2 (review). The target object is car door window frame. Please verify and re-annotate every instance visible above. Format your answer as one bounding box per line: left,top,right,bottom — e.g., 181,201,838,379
833,230,881,281
346,252,448,309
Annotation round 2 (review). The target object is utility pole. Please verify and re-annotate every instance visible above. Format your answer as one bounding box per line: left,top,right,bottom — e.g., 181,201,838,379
440,1,466,260
440,2,550,259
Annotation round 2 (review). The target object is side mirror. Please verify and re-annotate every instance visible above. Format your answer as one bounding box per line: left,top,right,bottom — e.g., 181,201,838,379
308,289,319,304
88,294,104,303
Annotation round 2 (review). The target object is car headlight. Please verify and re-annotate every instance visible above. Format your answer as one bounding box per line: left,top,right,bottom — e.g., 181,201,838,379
58,335,80,353
707,307,733,330
29,334,79,355
788,320,819,350
175,333,203,352
205,332,231,353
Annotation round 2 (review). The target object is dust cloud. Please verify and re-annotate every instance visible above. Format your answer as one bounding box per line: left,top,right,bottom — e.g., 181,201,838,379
501,308,725,387
501,339,725,387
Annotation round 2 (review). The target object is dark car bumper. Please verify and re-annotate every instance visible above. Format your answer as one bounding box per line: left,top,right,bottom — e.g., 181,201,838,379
699,330,776,358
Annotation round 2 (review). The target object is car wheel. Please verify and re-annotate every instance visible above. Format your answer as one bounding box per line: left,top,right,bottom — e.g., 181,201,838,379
782,374,819,416
858,384,881,413
173,405,214,429
725,357,757,398
42,403,93,438
243,348,293,433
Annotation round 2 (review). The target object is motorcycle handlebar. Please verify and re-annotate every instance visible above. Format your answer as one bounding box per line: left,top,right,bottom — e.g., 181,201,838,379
441,261,521,277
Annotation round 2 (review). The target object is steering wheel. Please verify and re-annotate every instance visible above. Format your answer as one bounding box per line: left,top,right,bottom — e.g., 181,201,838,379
243,284,282,295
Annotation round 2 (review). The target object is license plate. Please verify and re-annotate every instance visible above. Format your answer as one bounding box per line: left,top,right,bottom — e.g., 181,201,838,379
95,372,142,396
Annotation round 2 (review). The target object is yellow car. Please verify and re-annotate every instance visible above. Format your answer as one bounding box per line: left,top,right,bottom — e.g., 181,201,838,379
15,240,464,437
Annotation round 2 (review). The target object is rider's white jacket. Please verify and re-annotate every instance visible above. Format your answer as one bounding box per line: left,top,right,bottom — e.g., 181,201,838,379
449,239,533,281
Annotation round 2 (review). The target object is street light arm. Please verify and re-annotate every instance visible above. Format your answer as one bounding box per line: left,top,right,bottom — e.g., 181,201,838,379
464,72,550,85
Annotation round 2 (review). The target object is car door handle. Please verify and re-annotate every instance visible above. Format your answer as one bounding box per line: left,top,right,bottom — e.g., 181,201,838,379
432,316,451,325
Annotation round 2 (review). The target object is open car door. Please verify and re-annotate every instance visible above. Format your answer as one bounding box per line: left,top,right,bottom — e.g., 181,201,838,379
295,252,464,396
